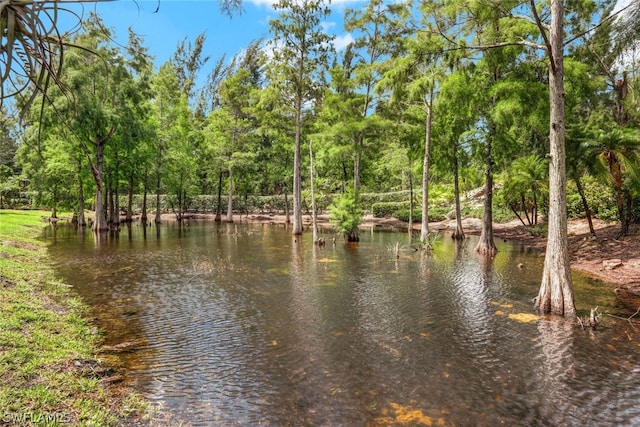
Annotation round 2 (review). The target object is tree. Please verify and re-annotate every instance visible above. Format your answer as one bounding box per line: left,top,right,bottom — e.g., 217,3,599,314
376,0,443,244
534,0,575,316
500,155,549,226
339,0,407,192
45,13,122,232
329,190,362,242
583,126,640,237
268,0,334,235
433,70,477,241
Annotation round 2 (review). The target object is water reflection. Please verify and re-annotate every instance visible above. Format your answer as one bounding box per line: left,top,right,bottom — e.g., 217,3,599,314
44,223,640,426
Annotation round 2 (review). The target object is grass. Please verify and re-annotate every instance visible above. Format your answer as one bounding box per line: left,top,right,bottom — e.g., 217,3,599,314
0,209,149,426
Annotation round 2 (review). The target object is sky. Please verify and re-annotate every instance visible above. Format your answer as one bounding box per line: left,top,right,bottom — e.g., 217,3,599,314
61,0,359,73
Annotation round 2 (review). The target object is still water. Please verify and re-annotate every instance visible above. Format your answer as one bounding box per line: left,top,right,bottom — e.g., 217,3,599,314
45,222,640,426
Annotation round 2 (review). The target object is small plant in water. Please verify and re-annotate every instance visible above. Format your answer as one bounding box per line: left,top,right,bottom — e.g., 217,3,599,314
329,190,363,242
419,231,441,250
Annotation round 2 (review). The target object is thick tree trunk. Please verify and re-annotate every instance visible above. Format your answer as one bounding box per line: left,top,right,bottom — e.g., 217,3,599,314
476,132,497,255
535,0,576,317
420,89,433,243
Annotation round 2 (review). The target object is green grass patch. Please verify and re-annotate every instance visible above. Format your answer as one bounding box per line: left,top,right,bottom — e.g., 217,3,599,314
0,209,149,426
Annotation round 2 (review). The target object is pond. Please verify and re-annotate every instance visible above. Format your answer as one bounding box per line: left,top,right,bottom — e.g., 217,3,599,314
45,221,640,426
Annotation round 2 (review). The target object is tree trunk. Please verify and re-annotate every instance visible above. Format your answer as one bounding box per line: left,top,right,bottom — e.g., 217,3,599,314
475,133,497,254
113,177,120,230
126,172,134,223
420,88,433,243
154,167,162,224
408,158,414,240
141,183,148,225
292,91,304,235
452,149,465,240
574,174,595,237
535,0,576,317
284,190,290,224
621,188,632,237
354,135,361,193
309,139,319,243
215,171,223,222
77,157,86,227
113,155,120,229
92,143,108,232
227,166,234,223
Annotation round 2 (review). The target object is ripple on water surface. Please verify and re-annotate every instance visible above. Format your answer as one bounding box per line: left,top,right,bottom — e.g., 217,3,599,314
46,223,640,426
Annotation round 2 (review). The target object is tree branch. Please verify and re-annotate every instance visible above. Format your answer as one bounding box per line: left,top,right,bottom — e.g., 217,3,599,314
564,2,635,47
529,0,553,69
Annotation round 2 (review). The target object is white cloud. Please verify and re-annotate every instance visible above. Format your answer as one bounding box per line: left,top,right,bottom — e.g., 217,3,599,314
246,0,365,9
333,33,354,51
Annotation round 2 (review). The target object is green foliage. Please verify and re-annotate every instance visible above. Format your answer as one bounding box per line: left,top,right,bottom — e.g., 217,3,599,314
497,155,548,226
329,191,363,241
371,201,408,218
394,208,422,223
566,175,618,221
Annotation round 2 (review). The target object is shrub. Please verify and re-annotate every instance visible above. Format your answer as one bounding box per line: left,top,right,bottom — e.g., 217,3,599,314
566,175,618,222
329,191,363,242
372,201,410,218
394,208,422,222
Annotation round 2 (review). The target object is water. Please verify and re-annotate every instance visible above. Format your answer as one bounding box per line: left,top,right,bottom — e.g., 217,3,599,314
45,222,640,426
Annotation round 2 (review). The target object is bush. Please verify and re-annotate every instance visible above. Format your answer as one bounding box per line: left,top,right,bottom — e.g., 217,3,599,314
394,208,422,222
428,205,450,222
329,191,363,242
372,201,410,218
566,176,618,222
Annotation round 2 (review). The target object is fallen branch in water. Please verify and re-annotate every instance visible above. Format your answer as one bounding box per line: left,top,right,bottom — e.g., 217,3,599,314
604,306,640,328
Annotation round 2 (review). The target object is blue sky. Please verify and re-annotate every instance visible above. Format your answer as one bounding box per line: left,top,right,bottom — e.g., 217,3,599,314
63,0,358,72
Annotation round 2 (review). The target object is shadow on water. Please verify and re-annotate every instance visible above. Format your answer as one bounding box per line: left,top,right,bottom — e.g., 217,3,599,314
43,222,640,426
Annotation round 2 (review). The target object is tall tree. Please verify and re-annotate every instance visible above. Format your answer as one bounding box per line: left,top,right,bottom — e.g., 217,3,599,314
151,62,182,223
206,68,259,222
377,0,444,243
49,13,120,232
340,0,407,192
268,0,334,235
534,0,575,316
